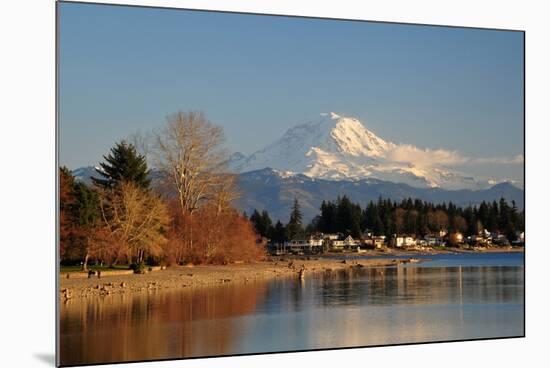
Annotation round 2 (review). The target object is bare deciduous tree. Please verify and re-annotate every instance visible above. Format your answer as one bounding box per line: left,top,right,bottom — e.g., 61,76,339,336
393,208,406,234
211,173,241,215
98,181,170,265
128,130,152,158
154,111,229,216
427,209,449,232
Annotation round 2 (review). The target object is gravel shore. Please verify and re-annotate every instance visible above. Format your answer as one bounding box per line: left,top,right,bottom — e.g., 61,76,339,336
59,257,411,300
59,247,523,300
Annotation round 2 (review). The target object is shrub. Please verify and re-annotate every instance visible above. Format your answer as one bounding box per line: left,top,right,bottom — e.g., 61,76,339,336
130,263,147,274
164,202,265,265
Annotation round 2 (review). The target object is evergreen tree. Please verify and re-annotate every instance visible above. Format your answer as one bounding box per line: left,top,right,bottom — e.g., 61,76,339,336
488,201,499,232
249,209,262,235
478,202,489,231
249,209,273,238
261,210,273,238
59,167,101,267
281,194,522,241
372,206,385,236
464,206,478,236
92,140,151,190
319,200,337,233
286,198,304,240
71,182,100,226
499,197,517,240
272,221,287,244
364,201,384,235
304,218,319,237
336,196,358,236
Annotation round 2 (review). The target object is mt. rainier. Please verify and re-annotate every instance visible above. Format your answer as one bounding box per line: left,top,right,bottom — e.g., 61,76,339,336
230,112,493,190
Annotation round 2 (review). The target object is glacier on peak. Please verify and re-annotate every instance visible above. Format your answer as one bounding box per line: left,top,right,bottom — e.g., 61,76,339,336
229,112,499,190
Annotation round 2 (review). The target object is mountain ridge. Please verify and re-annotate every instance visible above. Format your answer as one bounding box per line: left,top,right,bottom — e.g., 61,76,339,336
70,166,523,223
235,168,523,222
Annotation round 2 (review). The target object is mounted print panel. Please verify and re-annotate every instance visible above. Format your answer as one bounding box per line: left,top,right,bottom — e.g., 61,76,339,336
57,1,525,366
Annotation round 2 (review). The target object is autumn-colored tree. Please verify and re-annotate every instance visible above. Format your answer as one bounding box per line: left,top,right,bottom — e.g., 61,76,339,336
211,173,240,215
393,208,406,235
98,181,170,265
59,167,76,259
451,215,468,233
427,209,449,232
164,200,263,265
60,167,101,268
70,181,101,269
152,111,255,264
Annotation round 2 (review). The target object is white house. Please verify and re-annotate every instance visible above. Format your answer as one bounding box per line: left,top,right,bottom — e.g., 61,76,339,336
424,234,444,246
517,231,525,241
372,235,386,248
402,236,416,247
512,231,525,245
323,233,340,240
284,237,323,253
394,236,415,248
344,235,358,245
330,239,345,249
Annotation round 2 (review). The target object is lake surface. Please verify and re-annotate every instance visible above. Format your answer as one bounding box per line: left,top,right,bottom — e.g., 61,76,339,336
59,253,524,366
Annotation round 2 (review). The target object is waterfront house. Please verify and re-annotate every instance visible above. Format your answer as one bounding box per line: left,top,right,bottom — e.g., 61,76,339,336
343,235,359,250
284,236,324,254
492,234,510,246
361,237,375,249
372,235,386,248
416,239,428,247
323,233,340,240
481,229,492,238
466,234,489,246
512,231,525,246
424,234,445,247
330,239,345,250
326,234,358,251
391,235,416,248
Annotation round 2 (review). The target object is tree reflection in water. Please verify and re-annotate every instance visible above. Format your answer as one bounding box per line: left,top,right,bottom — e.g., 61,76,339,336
60,281,269,365
60,264,524,366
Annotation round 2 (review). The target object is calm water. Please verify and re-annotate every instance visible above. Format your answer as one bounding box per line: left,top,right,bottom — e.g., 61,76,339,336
59,253,524,366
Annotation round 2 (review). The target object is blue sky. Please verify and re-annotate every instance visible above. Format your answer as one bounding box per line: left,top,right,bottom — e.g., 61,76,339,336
58,2,524,182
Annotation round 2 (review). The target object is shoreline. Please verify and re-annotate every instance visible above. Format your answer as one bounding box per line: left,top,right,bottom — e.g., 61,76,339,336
329,246,525,257
59,248,523,300
59,257,410,300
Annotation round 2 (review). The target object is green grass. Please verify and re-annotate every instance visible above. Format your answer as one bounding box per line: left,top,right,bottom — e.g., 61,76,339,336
60,265,131,273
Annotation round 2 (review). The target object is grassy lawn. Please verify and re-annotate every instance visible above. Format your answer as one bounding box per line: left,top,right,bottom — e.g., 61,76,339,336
60,265,131,273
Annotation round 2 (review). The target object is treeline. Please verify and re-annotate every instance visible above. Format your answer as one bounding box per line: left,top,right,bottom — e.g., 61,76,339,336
248,199,304,244
249,195,525,242
60,111,264,269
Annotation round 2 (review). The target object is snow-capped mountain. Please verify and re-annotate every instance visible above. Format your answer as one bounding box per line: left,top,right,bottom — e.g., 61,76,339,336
230,112,496,190
71,166,101,185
